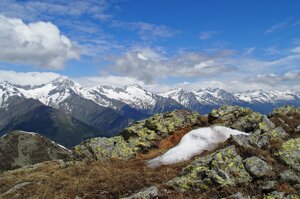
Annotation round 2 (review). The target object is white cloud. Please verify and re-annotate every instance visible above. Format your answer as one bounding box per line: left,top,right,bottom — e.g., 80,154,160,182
111,21,177,40
0,70,61,85
1,70,300,93
245,71,300,85
0,15,79,69
199,31,219,40
264,19,300,35
72,75,145,88
0,0,111,22
108,47,237,83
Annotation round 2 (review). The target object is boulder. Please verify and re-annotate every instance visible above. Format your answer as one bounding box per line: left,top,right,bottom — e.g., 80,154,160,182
167,145,252,192
276,138,300,172
122,186,158,199
208,106,263,133
261,181,276,192
244,157,272,178
280,170,300,185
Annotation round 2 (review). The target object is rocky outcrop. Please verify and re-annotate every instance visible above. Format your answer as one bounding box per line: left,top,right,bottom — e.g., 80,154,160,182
166,106,300,198
208,106,264,132
73,110,202,161
0,131,72,172
167,145,252,191
276,138,300,172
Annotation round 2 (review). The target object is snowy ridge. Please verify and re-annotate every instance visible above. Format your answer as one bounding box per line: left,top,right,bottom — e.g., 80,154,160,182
160,87,300,107
0,81,24,108
90,84,158,110
160,88,238,106
234,90,300,103
0,77,300,112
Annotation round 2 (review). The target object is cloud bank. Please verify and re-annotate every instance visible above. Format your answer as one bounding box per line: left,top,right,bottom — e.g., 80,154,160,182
109,48,237,83
0,15,79,69
0,70,62,85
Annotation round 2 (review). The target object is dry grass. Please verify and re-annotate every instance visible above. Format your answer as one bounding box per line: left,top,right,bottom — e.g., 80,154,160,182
136,127,193,160
269,111,300,138
0,159,193,199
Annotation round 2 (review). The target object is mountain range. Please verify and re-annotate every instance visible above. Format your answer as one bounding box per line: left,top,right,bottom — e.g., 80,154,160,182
0,77,299,147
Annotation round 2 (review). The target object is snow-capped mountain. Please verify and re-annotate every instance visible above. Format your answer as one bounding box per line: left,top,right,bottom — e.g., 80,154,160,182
1,77,300,114
160,87,300,114
16,78,83,110
234,90,300,104
0,77,299,146
88,84,158,110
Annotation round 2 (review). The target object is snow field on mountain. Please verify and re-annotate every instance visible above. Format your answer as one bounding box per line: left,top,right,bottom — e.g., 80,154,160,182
147,126,248,167
0,77,299,111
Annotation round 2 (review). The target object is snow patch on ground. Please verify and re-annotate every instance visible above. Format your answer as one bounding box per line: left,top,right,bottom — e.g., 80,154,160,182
51,140,70,151
19,131,38,136
147,126,248,167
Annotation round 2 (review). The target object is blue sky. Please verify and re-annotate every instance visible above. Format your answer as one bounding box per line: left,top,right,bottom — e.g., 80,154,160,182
0,0,300,92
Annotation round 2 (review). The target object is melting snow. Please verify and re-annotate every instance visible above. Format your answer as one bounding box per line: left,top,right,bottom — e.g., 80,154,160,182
147,126,248,167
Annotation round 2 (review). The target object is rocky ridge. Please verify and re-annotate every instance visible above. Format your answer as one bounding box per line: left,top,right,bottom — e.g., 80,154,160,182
0,105,299,198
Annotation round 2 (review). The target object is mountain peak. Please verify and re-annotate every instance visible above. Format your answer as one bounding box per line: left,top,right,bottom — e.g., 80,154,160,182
125,84,145,90
50,77,75,86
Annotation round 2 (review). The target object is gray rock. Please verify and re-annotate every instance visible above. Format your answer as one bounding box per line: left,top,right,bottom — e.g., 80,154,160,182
122,186,158,199
276,138,300,172
296,124,300,133
231,134,251,147
209,106,264,133
167,145,252,192
244,156,272,178
280,170,300,185
224,192,250,199
265,191,285,198
293,184,300,191
261,181,276,191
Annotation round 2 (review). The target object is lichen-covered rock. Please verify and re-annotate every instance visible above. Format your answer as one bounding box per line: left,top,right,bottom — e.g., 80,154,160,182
167,145,252,192
209,106,263,133
276,138,300,172
0,131,72,172
264,191,299,199
122,186,158,199
73,136,136,161
121,110,201,140
280,170,300,185
244,157,272,178
73,110,202,161
231,121,288,150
